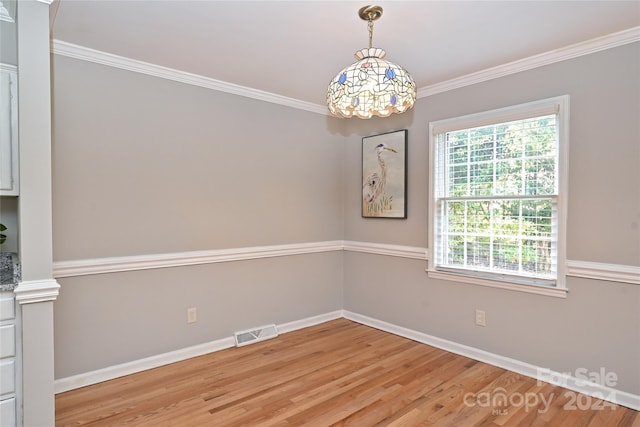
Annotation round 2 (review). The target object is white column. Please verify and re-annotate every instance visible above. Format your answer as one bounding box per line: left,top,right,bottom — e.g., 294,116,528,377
14,1,59,426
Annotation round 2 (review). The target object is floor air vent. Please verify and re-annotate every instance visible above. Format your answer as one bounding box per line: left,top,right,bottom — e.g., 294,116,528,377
234,324,278,347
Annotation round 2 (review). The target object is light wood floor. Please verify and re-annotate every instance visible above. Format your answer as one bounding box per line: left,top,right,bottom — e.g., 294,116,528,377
56,319,639,426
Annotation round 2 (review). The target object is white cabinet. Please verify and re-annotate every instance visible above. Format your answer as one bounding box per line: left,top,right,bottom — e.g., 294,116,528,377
0,64,18,196
0,292,16,426
0,398,15,427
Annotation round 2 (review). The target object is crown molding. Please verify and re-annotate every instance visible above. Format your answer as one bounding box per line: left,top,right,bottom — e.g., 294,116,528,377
52,27,638,115
417,26,640,99
50,40,329,116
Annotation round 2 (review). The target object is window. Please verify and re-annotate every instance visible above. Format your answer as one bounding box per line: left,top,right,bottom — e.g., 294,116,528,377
428,96,569,296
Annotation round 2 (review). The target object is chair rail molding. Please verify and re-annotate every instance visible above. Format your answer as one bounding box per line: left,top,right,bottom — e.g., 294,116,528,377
14,279,60,304
52,240,637,286
53,241,345,278
566,260,640,285
343,240,427,260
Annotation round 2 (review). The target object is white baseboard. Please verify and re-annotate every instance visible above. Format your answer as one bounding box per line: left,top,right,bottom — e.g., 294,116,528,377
55,309,640,411
277,310,343,334
54,336,236,394
54,310,344,394
343,310,640,411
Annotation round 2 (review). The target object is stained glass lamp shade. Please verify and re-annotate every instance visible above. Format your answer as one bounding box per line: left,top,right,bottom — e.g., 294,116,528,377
327,6,416,119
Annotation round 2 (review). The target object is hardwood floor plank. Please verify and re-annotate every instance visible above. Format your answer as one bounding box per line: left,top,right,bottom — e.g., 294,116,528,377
55,319,639,426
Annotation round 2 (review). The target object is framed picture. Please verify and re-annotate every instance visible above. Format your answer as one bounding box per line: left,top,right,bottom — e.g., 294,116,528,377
362,129,407,218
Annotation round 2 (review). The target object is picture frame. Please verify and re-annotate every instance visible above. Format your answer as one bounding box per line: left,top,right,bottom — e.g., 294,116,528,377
362,129,407,218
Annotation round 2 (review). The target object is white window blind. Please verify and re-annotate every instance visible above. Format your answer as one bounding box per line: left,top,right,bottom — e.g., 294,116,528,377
429,96,568,289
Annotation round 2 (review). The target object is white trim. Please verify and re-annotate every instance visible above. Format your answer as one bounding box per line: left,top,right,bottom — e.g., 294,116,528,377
0,63,16,73
53,241,638,286
556,96,570,289
567,260,640,285
50,40,328,116
428,95,570,293
429,98,562,135
54,310,343,394
343,310,640,411
53,309,640,410
427,270,568,298
417,27,640,99
276,310,343,334
54,336,236,394
14,279,60,304
53,241,344,278
36,0,55,5
50,28,639,115
343,240,427,260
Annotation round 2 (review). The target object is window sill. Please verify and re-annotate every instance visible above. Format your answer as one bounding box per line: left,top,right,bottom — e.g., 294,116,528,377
426,270,568,298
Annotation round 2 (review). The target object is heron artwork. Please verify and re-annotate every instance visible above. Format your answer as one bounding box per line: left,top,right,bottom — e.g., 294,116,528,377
363,143,397,216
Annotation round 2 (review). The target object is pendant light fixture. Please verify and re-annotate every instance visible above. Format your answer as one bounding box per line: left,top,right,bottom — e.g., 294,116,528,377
327,5,416,119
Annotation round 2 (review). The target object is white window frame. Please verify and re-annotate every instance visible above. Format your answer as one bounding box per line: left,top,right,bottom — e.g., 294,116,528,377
428,96,569,298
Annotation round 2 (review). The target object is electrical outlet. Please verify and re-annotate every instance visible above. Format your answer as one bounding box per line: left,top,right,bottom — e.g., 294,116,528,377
187,307,197,324
475,309,486,327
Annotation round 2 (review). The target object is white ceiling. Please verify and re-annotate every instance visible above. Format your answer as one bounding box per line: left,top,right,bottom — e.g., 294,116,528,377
50,1,640,107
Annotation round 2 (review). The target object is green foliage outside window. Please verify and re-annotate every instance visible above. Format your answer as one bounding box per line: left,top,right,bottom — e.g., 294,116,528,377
440,115,557,278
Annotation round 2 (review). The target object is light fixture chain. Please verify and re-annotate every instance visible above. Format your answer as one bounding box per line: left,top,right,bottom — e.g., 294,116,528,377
368,19,374,48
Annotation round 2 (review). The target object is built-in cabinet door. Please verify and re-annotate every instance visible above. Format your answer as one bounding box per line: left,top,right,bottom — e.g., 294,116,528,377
0,359,15,395
0,292,16,427
0,64,18,196
0,397,15,426
0,325,14,358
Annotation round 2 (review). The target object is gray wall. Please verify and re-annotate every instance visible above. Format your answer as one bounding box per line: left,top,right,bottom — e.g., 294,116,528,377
51,56,345,259
55,252,343,377
51,55,345,378
343,42,640,395
52,43,639,396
